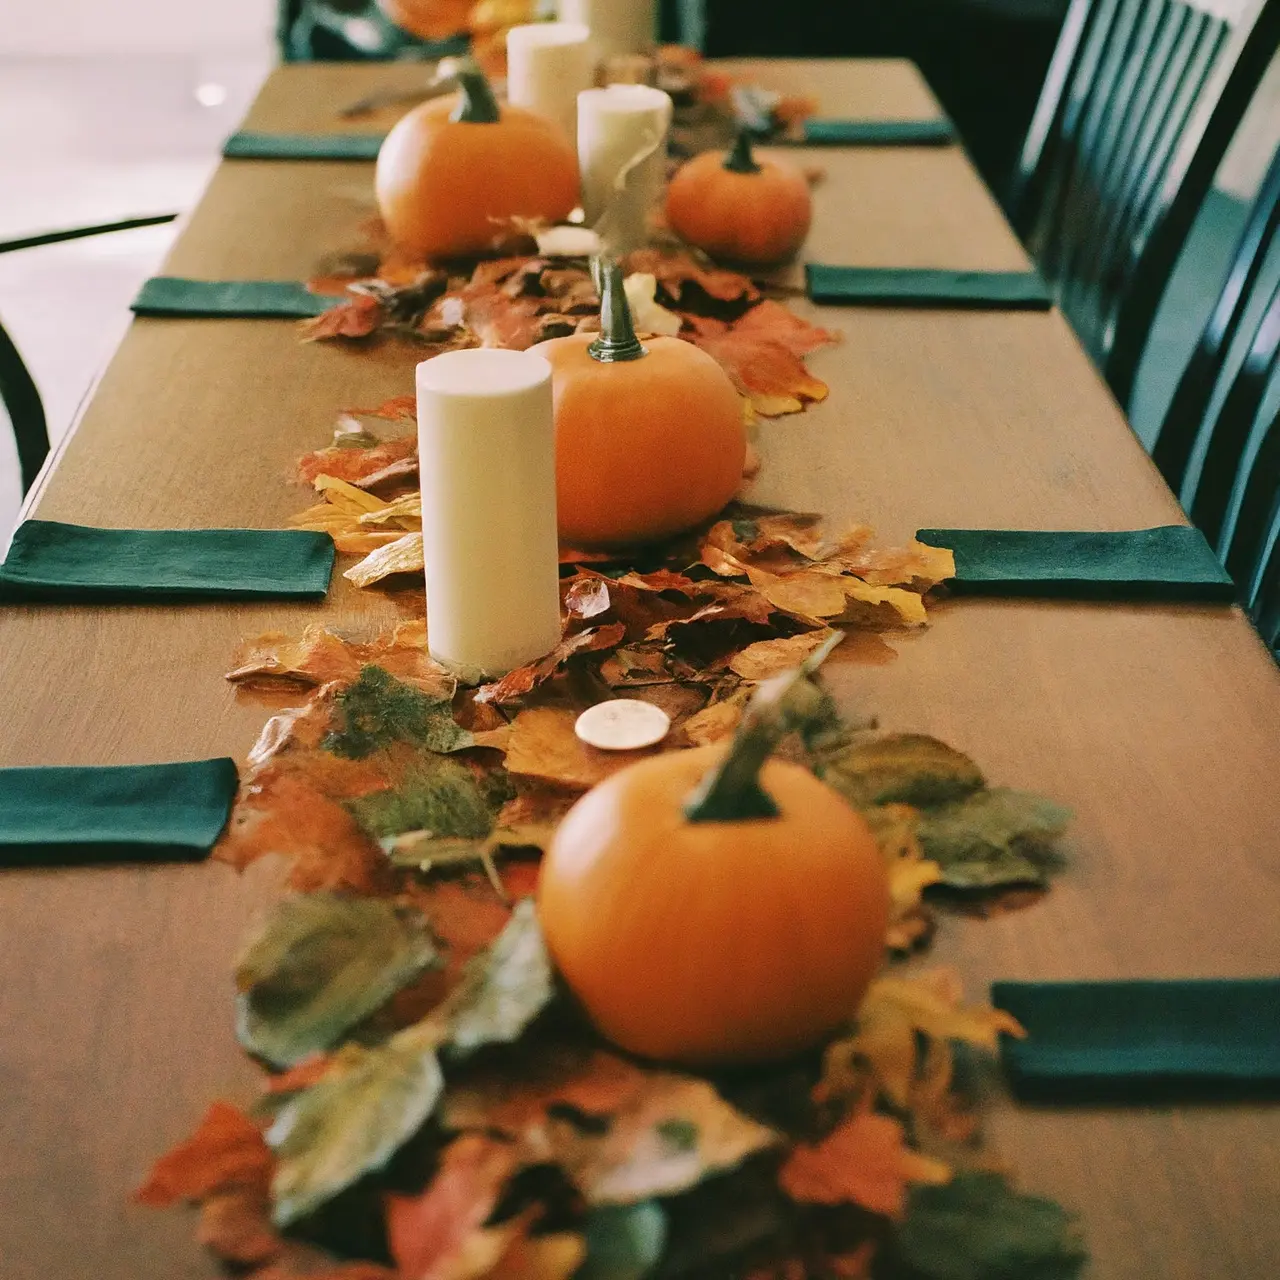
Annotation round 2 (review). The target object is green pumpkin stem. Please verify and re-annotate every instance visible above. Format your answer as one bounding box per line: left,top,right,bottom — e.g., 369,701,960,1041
588,258,647,364
450,63,502,124
724,128,763,175
683,632,845,823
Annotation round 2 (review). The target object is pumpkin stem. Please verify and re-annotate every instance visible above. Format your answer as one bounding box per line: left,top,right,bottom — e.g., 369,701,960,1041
450,62,502,125
683,632,845,823
724,129,762,175
588,257,648,364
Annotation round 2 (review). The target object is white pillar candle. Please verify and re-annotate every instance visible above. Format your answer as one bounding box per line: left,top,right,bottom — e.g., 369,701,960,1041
416,349,563,680
558,0,657,62
506,22,593,147
578,84,673,253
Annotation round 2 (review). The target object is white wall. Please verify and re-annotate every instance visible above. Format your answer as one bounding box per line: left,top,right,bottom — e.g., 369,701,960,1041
0,0,276,55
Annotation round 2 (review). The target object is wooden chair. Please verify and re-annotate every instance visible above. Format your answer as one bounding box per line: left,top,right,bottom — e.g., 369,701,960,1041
1149,142,1280,651
1009,0,1280,409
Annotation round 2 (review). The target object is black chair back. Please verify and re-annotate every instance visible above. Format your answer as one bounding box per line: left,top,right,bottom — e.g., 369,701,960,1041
1010,0,1280,408
0,319,49,496
1149,143,1280,650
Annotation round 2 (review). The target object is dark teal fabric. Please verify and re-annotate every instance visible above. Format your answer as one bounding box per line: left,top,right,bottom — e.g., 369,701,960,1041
806,265,1053,309
801,118,957,146
131,277,337,319
223,131,385,160
0,521,334,601
916,526,1235,602
993,979,1280,1101
0,758,238,866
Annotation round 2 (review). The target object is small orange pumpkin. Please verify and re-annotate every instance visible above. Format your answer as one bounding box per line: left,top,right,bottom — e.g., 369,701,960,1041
375,64,579,261
530,261,745,547
665,130,813,265
538,657,890,1066
377,0,472,41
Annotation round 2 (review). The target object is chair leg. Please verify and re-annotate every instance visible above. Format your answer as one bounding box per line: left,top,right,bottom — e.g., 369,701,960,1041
0,318,49,495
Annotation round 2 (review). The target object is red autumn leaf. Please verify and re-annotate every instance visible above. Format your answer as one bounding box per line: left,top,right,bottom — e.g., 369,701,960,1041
691,327,831,418
264,1054,339,1096
778,1110,949,1220
134,1102,273,1207
474,623,626,705
297,434,417,486
386,1135,522,1280
299,294,384,342
730,299,840,356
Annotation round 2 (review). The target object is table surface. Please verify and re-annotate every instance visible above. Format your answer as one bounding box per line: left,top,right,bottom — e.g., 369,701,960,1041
3,58,1278,1280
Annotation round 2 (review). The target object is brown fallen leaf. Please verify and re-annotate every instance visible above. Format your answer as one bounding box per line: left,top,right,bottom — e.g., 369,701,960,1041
297,435,416,486
197,1188,283,1267
299,294,384,342
226,628,364,690
475,624,627,705
681,698,744,746
728,630,841,681
626,248,760,308
503,708,656,790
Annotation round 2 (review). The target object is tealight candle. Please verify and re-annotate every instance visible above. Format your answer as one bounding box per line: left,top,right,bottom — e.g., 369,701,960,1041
416,349,563,680
577,83,673,252
558,0,657,63
506,22,593,148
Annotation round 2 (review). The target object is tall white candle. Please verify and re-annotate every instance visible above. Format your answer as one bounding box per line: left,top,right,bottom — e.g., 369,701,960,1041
578,84,673,253
558,0,657,62
416,349,563,680
506,22,593,147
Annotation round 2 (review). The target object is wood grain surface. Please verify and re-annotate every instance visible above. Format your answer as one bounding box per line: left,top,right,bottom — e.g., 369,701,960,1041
2,59,1278,1280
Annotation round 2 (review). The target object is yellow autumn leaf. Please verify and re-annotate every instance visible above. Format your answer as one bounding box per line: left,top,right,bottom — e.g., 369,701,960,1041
343,532,425,587
313,473,391,515
840,579,929,627
359,492,423,527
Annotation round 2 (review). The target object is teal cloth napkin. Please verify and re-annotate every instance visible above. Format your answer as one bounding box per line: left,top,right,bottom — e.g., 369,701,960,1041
801,118,957,146
0,758,238,866
993,979,1280,1101
132,277,337,319
806,265,1053,309
223,131,385,160
0,521,335,602
915,526,1235,602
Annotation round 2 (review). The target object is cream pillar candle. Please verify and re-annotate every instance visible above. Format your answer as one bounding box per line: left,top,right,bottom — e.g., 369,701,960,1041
578,83,673,253
506,22,592,147
558,0,657,62
416,349,563,680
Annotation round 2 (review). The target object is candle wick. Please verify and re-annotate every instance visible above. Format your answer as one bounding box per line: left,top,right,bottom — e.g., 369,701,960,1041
588,257,647,363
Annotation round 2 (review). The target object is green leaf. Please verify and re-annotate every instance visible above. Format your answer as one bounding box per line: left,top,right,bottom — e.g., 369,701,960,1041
816,733,985,809
325,665,474,759
348,758,495,842
235,893,440,1069
891,1171,1087,1280
916,788,1072,890
578,1201,668,1280
435,898,556,1058
268,1020,444,1226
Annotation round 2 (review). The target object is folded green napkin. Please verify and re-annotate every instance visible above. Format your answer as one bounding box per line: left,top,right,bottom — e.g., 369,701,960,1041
805,265,1053,309
223,131,385,161
801,118,957,146
914,526,1235,602
131,277,337,319
993,979,1280,1101
0,758,238,867
0,521,335,602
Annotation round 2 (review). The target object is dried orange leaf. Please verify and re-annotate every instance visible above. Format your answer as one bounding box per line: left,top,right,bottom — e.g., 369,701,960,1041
780,1110,949,1220
135,1102,272,1207
197,1189,282,1267
299,294,383,342
475,624,627,705
626,248,759,306
297,434,417,486
503,708,653,789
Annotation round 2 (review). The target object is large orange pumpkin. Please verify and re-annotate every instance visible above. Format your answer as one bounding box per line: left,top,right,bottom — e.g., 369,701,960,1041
375,65,579,261
666,130,812,265
530,261,745,547
538,736,890,1066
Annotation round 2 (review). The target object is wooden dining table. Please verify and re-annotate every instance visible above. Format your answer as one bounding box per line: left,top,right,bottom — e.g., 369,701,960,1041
3,56,1278,1280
